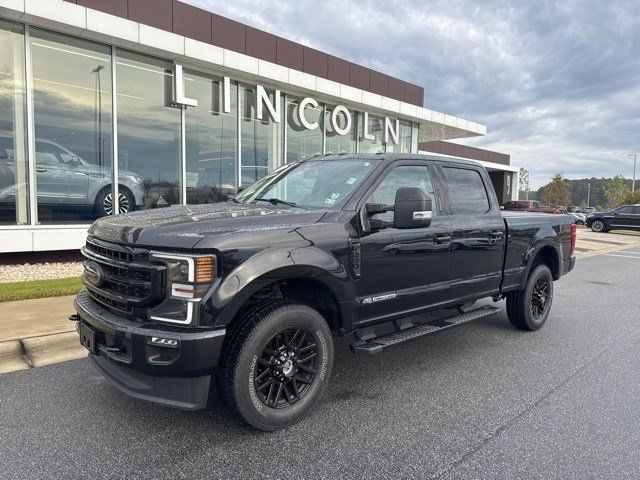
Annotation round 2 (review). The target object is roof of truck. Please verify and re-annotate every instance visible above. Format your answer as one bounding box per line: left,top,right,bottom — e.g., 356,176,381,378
303,152,480,168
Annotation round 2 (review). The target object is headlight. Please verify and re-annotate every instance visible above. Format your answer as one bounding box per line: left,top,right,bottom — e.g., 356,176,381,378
147,253,216,324
124,174,142,184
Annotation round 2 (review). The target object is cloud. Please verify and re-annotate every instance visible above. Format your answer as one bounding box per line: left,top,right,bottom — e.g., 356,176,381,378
186,0,640,188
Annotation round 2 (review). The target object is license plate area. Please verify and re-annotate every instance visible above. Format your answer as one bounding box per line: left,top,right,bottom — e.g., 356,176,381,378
79,323,97,354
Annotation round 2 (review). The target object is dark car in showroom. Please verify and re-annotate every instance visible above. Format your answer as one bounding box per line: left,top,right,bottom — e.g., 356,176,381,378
586,204,640,232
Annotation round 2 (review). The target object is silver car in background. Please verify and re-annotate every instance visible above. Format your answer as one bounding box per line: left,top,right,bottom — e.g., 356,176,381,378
0,133,144,217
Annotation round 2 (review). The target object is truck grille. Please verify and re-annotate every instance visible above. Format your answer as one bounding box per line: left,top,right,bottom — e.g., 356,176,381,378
81,237,165,316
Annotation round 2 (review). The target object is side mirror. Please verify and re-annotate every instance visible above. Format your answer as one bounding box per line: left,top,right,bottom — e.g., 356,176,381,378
393,187,432,229
67,157,81,168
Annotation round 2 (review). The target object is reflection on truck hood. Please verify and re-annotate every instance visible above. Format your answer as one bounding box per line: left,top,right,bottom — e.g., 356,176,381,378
88,202,329,249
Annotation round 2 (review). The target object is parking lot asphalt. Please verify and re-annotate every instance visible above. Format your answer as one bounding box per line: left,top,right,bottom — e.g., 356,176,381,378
1,250,640,480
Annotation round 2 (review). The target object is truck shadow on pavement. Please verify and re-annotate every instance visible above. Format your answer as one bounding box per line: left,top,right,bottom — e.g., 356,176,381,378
83,304,520,436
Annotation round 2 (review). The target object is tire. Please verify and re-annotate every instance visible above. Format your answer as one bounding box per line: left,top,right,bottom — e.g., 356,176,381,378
218,300,334,431
575,220,584,226
95,187,134,216
506,264,554,331
590,219,606,233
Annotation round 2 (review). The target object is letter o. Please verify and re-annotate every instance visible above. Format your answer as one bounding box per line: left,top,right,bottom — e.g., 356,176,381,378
331,105,352,136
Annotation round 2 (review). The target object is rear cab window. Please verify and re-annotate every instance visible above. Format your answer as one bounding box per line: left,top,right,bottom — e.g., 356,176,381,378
442,166,491,214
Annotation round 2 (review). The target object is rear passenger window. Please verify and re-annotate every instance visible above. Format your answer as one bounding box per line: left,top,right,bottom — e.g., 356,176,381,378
443,167,490,214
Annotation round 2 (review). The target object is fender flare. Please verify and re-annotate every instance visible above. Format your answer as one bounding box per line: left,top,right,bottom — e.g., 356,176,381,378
520,227,562,287
207,245,352,327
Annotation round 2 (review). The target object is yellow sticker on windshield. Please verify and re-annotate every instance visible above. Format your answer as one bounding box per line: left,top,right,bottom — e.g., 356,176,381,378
325,198,336,205
346,177,357,185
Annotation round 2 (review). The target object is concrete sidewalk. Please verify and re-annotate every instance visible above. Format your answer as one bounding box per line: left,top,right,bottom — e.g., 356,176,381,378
575,229,640,259
0,295,86,374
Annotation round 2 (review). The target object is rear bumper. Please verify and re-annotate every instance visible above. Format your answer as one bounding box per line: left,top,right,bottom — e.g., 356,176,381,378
74,291,225,409
563,255,576,275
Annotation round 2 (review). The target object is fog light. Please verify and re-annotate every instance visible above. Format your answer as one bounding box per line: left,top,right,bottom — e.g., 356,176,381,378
147,336,179,348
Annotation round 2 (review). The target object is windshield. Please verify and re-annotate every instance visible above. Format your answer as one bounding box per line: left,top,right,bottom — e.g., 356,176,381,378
235,159,380,208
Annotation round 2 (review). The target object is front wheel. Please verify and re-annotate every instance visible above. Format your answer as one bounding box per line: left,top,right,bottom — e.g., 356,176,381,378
95,187,134,216
218,300,334,431
590,219,606,232
506,264,554,331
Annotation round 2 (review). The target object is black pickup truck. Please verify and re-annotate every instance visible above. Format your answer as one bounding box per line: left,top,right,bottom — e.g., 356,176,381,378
72,153,576,430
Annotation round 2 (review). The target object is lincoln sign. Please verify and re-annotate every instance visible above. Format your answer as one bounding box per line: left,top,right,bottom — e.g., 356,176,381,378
173,62,402,145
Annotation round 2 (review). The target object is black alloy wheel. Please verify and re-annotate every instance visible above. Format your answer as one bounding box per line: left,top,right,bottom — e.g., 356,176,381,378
506,263,554,331
218,300,334,430
254,328,318,408
530,276,550,319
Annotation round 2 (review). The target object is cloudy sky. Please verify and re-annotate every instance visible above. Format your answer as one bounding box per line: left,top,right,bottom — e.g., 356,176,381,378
187,0,640,188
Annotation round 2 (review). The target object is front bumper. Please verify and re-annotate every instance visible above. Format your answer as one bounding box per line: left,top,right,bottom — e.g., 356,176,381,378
74,291,225,410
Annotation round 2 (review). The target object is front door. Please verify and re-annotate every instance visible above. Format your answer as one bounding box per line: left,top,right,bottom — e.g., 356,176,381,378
356,162,452,326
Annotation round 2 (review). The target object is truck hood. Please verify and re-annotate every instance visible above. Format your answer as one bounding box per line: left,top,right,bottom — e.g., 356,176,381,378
88,202,329,249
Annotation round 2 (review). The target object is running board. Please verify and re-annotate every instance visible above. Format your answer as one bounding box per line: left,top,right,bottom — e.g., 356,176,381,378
350,305,501,354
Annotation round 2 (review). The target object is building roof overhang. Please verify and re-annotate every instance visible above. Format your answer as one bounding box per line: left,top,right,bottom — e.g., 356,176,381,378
2,0,486,141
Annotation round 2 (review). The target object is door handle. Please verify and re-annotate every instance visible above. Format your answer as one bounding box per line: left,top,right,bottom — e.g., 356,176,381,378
36,168,47,173
433,234,452,245
489,230,504,239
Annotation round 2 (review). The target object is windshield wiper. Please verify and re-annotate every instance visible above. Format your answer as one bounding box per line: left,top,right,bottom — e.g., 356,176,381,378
255,197,298,207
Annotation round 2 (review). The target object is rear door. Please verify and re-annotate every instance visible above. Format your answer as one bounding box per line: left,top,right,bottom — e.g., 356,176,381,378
609,205,636,229
34,141,68,204
632,206,640,229
440,164,505,301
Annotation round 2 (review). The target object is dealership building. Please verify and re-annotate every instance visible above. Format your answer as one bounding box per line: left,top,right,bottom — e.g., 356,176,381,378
0,0,518,253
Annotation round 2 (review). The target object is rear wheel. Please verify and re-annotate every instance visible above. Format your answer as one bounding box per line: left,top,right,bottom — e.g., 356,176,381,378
218,300,333,431
590,219,606,232
506,264,554,331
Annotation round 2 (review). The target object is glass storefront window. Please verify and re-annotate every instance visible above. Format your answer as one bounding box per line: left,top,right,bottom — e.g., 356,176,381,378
358,113,384,154
385,120,413,153
286,96,323,163
324,105,356,155
0,20,28,225
184,72,238,203
29,29,113,224
116,51,181,209
240,85,282,187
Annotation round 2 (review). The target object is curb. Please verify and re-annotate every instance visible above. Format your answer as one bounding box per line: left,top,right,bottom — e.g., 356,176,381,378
21,331,87,368
0,340,30,374
0,331,87,374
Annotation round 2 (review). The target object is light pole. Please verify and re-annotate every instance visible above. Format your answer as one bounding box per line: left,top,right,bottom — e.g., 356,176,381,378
629,154,637,192
587,182,591,207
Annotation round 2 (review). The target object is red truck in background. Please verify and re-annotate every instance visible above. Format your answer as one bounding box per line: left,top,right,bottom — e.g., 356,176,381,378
502,200,561,214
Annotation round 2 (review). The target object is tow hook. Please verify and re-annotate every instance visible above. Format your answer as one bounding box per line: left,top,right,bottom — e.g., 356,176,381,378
69,314,80,322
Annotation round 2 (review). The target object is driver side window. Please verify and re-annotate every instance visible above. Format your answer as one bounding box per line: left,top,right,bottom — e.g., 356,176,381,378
368,165,435,222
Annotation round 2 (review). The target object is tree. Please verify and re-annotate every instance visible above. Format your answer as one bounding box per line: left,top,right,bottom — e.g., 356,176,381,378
605,175,628,209
542,173,571,207
621,188,640,205
518,166,531,200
